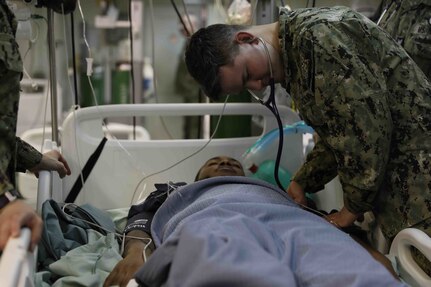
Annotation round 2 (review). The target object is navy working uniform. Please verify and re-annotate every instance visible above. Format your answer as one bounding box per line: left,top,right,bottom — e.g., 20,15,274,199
0,2,42,202
378,0,431,77
279,6,431,271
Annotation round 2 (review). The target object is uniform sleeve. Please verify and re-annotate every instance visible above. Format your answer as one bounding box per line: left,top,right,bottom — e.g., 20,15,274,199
124,189,168,235
304,18,393,214
0,5,23,198
15,137,42,172
0,170,15,199
379,0,431,76
124,182,187,234
292,139,337,193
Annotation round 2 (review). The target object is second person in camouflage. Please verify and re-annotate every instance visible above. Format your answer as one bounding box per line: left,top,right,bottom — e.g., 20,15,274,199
185,6,431,272
377,0,431,78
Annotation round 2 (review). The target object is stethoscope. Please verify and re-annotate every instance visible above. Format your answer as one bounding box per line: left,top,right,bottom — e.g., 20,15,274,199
249,37,286,191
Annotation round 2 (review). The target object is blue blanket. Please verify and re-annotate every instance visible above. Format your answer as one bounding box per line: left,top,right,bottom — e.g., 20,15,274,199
135,177,406,286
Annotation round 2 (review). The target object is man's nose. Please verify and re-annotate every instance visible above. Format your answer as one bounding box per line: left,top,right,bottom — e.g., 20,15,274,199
219,160,231,166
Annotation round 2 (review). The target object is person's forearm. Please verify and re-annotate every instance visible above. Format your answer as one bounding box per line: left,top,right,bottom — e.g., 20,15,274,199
15,137,42,172
123,230,155,258
293,140,338,193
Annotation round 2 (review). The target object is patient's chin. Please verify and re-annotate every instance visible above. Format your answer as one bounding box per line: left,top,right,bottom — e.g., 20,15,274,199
216,171,241,177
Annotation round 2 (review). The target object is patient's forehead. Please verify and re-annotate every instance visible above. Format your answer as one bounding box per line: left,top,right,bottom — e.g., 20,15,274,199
204,156,241,165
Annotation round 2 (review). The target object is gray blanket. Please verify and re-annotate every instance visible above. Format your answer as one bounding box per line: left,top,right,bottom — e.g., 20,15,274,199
135,177,406,287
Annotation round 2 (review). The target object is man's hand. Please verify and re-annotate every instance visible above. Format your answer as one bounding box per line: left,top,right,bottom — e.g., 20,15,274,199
286,180,307,206
104,253,144,287
29,150,71,178
104,230,154,287
325,206,359,228
0,200,42,251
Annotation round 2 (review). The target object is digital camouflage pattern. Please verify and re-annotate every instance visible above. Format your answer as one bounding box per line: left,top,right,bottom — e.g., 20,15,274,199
279,7,431,240
378,0,431,78
0,3,42,199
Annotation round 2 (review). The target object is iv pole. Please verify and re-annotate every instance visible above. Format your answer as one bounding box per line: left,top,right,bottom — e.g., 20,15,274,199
47,7,59,143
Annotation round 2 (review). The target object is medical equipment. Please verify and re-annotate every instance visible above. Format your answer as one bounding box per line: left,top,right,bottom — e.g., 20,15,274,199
242,121,314,187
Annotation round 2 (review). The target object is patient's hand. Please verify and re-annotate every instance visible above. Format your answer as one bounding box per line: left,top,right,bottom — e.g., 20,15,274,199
104,253,144,287
286,180,307,206
104,230,154,287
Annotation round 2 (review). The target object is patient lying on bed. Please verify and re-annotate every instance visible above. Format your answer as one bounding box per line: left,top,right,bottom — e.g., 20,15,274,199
104,156,406,287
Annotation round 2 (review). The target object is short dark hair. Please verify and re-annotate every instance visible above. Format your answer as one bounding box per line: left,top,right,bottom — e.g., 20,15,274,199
185,24,247,101
194,167,203,182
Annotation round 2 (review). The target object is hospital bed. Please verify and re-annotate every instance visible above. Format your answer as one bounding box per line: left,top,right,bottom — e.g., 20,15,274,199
0,103,430,286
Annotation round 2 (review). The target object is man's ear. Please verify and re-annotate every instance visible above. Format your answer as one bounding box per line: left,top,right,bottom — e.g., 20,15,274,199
235,32,259,44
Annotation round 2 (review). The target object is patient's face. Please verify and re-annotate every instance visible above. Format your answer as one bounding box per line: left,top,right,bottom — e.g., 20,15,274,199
196,156,245,180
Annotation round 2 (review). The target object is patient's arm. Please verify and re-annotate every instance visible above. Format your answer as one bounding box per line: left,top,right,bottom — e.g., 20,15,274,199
350,234,399,279
103,230,155,287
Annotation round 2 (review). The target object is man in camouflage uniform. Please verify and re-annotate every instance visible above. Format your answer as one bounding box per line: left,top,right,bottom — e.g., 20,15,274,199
185,6,431,273
378,0,431,78
0,1,70,251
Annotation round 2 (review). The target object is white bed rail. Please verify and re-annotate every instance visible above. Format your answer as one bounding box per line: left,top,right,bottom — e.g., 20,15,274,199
0,228,35,287
389,228,431,287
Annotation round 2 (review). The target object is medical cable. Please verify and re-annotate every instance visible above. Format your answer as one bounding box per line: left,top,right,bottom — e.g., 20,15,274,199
180,0,194,35
65,7,86,193
297,202,341,228
150,0,174,139
70,1,147,194
77,0,91,58
131,95,230,204
75,1,148,167
40,79,50,151
171,0,190,37
60,203,153,262
128,0,136,140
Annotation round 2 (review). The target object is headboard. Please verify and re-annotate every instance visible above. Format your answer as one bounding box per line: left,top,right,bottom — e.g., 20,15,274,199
59,103,302,209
